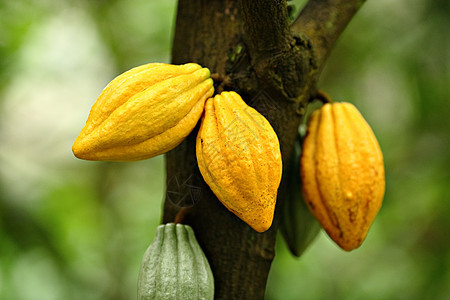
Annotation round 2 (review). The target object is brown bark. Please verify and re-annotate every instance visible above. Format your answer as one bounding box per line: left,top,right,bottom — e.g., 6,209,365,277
292,0,367,69
163,0,364,298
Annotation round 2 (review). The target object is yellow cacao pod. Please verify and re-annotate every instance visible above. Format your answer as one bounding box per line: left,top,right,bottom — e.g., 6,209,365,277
300,102,385,251
72,63,214,161
196,91,282,232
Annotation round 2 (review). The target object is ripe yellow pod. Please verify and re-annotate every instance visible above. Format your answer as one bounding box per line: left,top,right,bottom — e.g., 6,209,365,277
196,91,282,232
300,102,385,251
72,63,214,161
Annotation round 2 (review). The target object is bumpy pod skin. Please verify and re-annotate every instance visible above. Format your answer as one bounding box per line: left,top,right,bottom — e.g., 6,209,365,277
196,91,282,232
72,63,214,161
138,223,214,300
300,102,385,251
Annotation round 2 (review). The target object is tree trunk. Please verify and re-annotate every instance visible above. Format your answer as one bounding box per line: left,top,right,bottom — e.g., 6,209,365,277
163,0,365,298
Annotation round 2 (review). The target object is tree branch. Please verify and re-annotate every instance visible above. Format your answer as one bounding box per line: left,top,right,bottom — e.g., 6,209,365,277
168,1,281,298
292,0,366,68
236,0,316,102
238,0,291,62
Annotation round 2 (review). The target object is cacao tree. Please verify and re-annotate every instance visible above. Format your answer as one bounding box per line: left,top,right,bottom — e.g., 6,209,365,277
162,0,367,298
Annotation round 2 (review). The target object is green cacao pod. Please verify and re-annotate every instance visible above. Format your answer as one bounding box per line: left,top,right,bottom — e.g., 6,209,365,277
138,223,214,300
280,136,321,257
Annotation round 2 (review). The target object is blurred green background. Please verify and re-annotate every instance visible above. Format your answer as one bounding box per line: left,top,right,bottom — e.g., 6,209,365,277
0,0,448,299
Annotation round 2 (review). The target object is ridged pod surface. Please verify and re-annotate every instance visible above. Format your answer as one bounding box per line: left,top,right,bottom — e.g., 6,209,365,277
138,223,214,300
72,63,214,161
196,91,282,232
300,102,385,251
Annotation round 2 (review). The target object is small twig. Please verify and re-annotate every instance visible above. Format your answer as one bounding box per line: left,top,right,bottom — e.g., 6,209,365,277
211,73,225,82
315,90,333,104
211,73,232,94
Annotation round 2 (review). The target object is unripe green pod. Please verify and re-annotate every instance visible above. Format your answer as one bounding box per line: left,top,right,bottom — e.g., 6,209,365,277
138,223,214,300
280,137,321,257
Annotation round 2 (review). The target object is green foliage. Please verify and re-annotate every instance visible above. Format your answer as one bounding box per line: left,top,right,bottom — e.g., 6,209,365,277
0,0,448,299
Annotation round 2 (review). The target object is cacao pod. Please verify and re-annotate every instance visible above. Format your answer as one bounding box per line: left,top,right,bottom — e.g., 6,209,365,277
300,102,385,251
280,136,320,257
72,63,214,161
138,223,214,300
196,91,282,232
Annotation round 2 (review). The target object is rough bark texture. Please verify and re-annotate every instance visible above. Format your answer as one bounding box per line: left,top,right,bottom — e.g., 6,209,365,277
163,0,365,298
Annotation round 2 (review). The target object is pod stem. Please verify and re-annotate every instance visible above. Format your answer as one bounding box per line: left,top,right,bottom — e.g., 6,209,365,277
315,90,333,104
174,207,191,224
211,73,232,94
